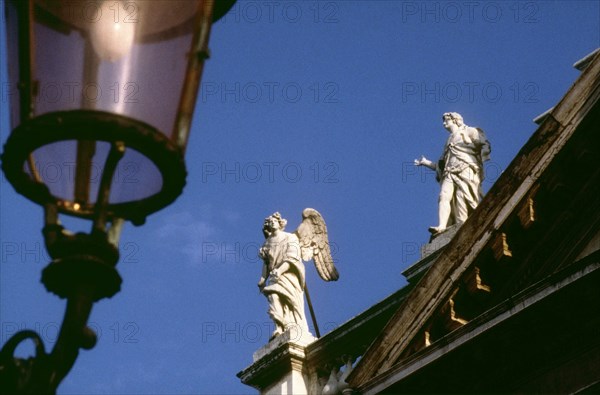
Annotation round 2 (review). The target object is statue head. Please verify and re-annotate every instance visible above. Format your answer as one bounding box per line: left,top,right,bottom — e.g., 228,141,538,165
263,212,287,237
442,112,465,128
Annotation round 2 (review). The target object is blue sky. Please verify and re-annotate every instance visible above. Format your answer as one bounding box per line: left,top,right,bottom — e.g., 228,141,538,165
1,1,598,393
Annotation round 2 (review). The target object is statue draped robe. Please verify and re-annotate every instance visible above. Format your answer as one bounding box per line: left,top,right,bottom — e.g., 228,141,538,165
261,231,308,334
437,126,490,225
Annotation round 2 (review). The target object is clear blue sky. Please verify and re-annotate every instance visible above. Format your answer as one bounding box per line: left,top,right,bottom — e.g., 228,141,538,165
1,1,598,393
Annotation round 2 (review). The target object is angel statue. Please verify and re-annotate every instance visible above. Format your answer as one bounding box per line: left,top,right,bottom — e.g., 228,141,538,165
258,209,339,340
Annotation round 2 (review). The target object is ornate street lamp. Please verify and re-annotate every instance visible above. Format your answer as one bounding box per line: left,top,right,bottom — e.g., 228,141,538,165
0,0,235,393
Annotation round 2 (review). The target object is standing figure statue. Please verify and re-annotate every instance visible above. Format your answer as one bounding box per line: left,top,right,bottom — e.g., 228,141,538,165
415,112,491,235
258,209,339,340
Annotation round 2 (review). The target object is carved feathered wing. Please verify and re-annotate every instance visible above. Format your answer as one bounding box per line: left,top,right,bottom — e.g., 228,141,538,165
294,208,339,282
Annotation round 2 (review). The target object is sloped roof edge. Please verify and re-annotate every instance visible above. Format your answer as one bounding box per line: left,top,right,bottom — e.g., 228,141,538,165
348,49,600,388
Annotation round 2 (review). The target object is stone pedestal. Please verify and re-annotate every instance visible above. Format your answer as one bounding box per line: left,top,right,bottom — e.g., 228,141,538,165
402,224,460,283
237,329,316,394
420,224,460,259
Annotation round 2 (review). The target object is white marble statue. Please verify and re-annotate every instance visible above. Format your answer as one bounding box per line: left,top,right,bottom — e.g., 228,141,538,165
415,112,491,235
258,209,339,340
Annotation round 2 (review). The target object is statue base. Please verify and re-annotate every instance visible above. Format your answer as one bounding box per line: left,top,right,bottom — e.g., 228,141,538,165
422,223,461,259
402,224,461,283
253,327,315,362
238,328,315,394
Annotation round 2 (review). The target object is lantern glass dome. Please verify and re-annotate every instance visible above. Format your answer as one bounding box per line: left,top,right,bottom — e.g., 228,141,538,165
2,0,220,223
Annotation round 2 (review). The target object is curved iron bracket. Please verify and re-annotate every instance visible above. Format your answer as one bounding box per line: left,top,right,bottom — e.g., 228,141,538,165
0,331,52,394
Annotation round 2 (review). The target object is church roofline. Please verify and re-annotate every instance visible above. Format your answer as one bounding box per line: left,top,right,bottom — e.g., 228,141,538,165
348,49,600,389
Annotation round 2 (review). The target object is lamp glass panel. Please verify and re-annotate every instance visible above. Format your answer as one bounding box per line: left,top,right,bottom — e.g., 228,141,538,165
7,0,202,139
4,0,204,214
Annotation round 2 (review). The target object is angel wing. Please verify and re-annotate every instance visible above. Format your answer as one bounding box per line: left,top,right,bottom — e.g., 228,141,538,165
294,208,339,282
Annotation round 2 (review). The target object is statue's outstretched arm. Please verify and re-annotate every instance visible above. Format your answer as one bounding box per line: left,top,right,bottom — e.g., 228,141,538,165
414,155,436,170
